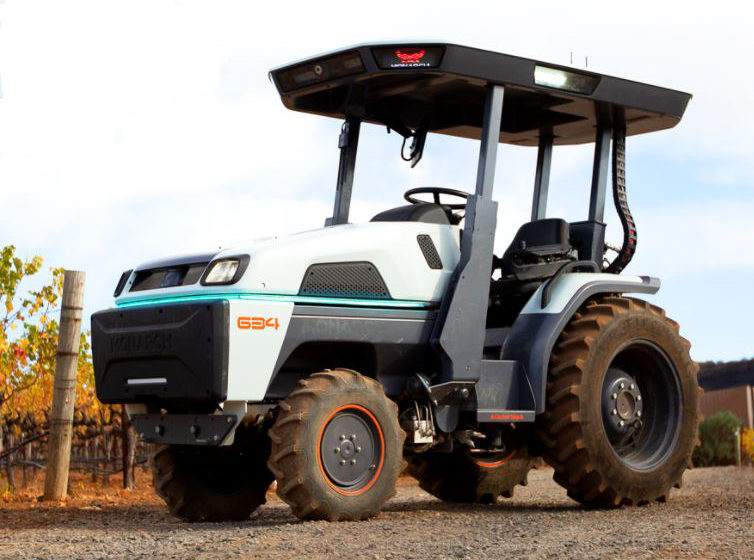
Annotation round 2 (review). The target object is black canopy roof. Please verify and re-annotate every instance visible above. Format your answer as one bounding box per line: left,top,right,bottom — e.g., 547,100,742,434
270,43,691,146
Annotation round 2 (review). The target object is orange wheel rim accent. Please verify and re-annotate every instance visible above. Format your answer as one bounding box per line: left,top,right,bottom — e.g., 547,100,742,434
473,448,517,468
316,404,385,496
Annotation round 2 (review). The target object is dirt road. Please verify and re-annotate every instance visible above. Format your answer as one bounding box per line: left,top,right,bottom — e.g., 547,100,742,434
1,466,752,559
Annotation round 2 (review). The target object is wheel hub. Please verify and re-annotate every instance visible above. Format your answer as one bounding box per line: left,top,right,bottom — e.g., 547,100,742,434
616,391,636,420
339,439,356,458
320,407,382,491
603,371,643,435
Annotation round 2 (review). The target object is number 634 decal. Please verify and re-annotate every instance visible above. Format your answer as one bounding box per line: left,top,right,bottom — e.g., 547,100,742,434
237,316,281,330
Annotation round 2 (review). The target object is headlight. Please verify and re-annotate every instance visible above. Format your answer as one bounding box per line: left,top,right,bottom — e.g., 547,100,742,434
204,259,239,284
200,256,249,285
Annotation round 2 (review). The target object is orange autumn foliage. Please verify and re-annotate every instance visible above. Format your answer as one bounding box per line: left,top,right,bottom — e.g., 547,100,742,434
1,245,101,437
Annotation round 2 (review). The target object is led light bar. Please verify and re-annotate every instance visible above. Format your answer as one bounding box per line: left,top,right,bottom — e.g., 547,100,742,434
116,292,434,310
534,65,600,94
127,377,167,386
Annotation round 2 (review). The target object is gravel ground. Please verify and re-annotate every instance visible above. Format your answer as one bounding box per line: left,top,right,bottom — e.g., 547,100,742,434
0,466,752,560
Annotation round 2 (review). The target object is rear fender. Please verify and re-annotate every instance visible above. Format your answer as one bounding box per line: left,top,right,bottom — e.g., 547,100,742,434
501,273,660,414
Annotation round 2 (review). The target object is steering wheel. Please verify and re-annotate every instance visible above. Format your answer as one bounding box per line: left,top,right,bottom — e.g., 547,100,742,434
404,187,471,209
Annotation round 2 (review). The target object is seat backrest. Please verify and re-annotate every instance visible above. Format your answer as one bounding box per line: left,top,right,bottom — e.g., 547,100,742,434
496,218,571,279
370,203,450,225
507,218,570,256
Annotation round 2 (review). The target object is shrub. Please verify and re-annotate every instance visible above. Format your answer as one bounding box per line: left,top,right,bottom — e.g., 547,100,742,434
693,411,743,467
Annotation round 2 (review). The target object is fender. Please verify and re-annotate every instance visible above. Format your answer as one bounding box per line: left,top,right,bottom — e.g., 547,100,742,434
501,273,660,414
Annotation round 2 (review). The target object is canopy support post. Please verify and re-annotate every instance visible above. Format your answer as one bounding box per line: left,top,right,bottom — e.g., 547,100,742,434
431,85,505,400
473,85,505,200
570,125,611,266
589,126,612,222
327,117,361,226
531,134,553,221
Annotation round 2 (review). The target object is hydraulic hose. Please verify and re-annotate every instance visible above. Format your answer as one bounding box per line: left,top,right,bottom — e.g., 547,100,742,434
604,127,636,274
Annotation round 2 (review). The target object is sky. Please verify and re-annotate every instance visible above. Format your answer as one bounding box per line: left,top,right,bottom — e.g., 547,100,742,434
1,1,752,362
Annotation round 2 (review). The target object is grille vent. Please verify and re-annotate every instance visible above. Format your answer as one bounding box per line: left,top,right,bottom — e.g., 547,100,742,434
417,235,443,269
299,262,390,299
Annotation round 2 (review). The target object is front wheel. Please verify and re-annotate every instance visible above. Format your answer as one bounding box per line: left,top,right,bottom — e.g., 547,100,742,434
538,296,699,507
268,369,405,521
151,417,274,522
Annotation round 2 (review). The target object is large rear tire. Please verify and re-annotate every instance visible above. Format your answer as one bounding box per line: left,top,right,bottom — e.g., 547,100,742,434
407,446,534,503
538,295,700,507
268,369,405,521
151,417,274,522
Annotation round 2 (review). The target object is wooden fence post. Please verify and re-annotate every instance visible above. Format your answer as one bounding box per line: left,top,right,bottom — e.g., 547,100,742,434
121,405,136,489
43,270,85,500
6,429,16,491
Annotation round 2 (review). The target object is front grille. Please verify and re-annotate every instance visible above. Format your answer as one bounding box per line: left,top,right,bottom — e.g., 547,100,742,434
91,301,229,408
130,262,208,292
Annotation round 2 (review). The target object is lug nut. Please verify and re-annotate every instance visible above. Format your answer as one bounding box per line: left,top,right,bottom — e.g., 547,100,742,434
619,420,625,427
612,393,617,400
350,434,356,440
356,446,362,453
637,395,642,402
630,384,635,390
612,409,618,415
334,447,340,454
339,434,346,441
340,460,346,466
619,382,625,389
350,459,357,465
636,411,642,418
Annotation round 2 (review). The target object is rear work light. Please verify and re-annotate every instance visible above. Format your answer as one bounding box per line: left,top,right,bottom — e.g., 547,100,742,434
276,51,364,92
372,46,445,69
534,65,600,94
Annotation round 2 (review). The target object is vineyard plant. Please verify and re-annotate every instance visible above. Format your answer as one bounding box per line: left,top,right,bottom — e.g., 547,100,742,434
742,428,754,465
0,245,146,494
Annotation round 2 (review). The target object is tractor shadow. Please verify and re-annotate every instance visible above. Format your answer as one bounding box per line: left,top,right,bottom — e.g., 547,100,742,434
381,496,580,516
0,497,580,533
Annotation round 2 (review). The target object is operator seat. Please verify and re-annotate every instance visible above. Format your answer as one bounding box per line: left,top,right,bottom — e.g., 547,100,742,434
494,218,573,281
370,203,451,225
489,219,575,326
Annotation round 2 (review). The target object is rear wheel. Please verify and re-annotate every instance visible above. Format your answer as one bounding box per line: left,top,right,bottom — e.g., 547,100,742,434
408,446,534,503
268,369,405,521
151,417,274,521
538,296,700,507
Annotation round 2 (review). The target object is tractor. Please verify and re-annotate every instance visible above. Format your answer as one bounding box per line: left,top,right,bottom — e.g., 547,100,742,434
92,43,699,521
